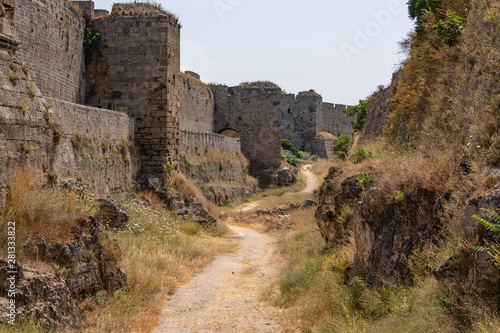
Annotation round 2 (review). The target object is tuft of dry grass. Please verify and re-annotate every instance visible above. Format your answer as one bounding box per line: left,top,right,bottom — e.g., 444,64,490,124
0,167,94,251
137,190,164,207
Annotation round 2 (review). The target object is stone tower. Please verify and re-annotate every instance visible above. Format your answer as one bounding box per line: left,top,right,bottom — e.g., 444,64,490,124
85,3,181,175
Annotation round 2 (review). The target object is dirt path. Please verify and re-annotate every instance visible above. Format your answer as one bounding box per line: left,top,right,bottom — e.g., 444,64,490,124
153,225,282,332
300,164,315,193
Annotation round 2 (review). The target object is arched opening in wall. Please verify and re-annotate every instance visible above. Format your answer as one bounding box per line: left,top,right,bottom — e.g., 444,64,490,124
217,128,240,139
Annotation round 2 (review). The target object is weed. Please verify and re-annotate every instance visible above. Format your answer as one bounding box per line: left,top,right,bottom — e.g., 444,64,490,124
21,63,29,76
42,102,52,123
47,170,58,186
20,141,38,153
53,128,63,144
26,83,36,98
7,70,21,85
356,170,374,189
351,148,372,164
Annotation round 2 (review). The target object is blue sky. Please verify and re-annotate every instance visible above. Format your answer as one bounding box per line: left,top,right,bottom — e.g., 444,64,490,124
93,0,415,105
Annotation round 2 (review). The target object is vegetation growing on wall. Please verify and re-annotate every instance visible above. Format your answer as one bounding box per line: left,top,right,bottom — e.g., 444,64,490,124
84,28,103,66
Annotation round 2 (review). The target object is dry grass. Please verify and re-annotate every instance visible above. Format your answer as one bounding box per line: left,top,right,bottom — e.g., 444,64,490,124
137,190,164,207
83,197,236,332
0,167,93,251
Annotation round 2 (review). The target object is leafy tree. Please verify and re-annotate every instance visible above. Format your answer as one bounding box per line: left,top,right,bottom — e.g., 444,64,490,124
407,0,443,20
343,98,370,133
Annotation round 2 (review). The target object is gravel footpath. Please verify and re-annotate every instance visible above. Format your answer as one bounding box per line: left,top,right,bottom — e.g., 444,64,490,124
153,225,282,333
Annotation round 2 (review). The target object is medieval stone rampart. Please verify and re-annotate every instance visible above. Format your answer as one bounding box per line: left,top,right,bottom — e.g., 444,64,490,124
179,72,214,133
0,55,133,206
211,84,282,178
15,0,86,103
320,102,353,137
180,130,240,156
281,91,354,156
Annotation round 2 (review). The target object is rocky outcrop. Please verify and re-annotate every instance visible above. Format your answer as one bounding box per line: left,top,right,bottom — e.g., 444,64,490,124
179,201,217,227
350,187,443,285
433,191,500,296
362,71,400,141
316,167,444,286
315,167,362,247
201,184,256,206
28,216,127,299
276,167,298,187
0,261,84,330
97,199,130,229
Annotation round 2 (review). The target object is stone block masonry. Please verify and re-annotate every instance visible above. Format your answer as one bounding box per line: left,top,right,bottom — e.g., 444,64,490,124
179,72,214,133
211,84,282,178
281,91,353,155
48,97,135,190
86,3,181,175
320,102,353,138
15,0,86,104
0,54,134,206
180,130,240,156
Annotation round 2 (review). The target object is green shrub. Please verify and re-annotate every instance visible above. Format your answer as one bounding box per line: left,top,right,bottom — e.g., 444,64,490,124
281,139,302,159
408,0,443,20
356,170,374,189
433,12,464,46
351,148,372,164
281,147,301,166
84,28,103,66
332,135,352,159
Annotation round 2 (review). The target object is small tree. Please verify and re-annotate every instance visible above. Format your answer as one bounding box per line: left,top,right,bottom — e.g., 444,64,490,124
343,98,370,133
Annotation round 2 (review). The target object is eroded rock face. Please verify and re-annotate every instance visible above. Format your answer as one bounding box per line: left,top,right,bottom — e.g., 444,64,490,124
351,187,443,285
0,261,84,330
29,216,127,299
315,167,362,247
315,168,444,286
433,191,500,295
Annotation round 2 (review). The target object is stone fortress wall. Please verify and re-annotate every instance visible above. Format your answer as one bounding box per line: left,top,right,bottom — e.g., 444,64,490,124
0,55,134,206
15,0,86,104
320,102,352,137
211,84,282,177
282,91,354,158
180,130,240,156
179,71,214,133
